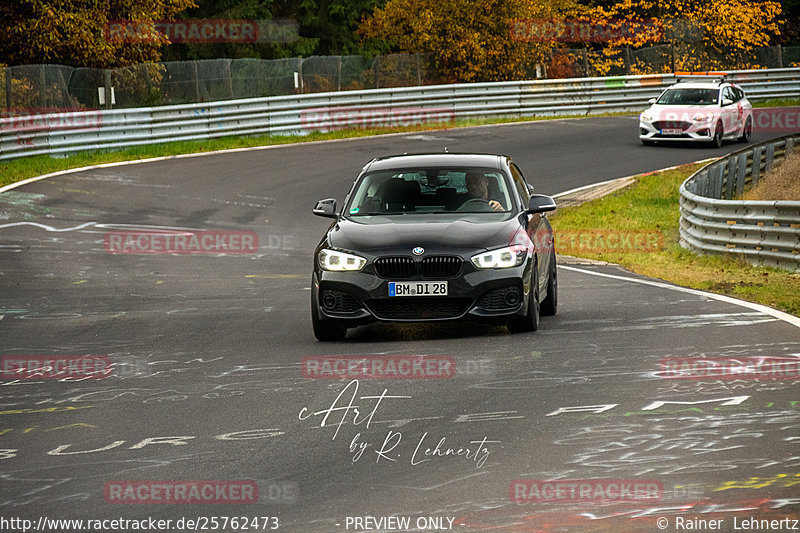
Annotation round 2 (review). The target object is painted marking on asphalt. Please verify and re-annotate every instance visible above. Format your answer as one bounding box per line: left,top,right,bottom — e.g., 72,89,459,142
0,222,96,232
560,265,800,329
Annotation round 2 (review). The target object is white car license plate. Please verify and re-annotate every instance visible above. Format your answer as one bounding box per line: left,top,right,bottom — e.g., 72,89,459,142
661,128,683,134
388,281,448,297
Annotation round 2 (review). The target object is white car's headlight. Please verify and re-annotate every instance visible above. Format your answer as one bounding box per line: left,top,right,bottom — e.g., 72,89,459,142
318,249,366,271
471,245,528,269
640,112,653,122
692,113,714,123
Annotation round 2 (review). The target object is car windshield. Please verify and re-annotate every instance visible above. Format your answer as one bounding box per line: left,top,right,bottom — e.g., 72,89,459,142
346,167,515,216
656,88,718,105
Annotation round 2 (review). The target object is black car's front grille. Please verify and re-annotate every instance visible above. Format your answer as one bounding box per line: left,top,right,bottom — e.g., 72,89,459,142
374,257,416,279
652,121,692,131
366,297,472,320
477,286,522,311
421,256,462,278
321,289,362,314
374,256,463,279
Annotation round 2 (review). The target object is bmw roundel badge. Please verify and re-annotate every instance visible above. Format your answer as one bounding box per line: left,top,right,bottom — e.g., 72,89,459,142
412,247,424,256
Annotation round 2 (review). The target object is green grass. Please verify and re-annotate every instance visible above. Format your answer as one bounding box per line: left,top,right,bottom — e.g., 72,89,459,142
550,163,800,316
752,97,800,108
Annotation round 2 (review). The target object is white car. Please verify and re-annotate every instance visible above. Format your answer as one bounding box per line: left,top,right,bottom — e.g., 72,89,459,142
639,78,753,147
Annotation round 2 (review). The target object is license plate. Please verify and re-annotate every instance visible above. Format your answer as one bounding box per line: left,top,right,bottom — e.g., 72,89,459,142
388,281,448,297
661,128,683,134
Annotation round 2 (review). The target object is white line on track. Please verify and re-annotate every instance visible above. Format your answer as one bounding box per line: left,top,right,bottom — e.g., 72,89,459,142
559,264,800,330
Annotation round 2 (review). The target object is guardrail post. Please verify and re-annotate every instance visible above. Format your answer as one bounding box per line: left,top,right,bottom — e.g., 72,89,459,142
765,143,775,173
712,164,724,198
735,153,747,197
725,156,736,200
751,146,763,186
787,137,795,156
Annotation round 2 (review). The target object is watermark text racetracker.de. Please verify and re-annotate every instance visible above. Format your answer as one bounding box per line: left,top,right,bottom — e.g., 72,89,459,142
0,108,102,134
104,19,298,44
752,107,800,133
301,355,456,379
509,479,663,503
510,227,663,255
104,480,258,504
300,106,455,133
103,230,259,254
659,356,800,380
1,355,111,380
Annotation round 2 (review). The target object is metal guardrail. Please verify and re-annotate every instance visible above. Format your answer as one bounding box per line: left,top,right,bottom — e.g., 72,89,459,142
679,134,800,271
1,68,799,161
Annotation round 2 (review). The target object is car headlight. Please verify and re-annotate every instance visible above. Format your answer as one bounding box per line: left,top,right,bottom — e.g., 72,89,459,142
640,112,653,122
318,249,366,271
692,113,714,123
471,245,528,269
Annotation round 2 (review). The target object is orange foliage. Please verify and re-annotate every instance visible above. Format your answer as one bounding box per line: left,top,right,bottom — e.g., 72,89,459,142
359,0,581,83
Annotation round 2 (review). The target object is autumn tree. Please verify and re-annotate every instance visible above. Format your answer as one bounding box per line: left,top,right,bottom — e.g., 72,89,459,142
581,0,783,72
359,0,582,83
0,0,196,68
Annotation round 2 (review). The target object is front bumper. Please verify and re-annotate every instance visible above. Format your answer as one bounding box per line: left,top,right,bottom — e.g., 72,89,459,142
312,262,532,327
639,120,715,142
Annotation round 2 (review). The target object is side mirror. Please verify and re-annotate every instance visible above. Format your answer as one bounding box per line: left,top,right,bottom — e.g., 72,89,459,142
527,183,535,194
526,194,557,214
313,198,337,218
648,97,656,105
722,98,733,106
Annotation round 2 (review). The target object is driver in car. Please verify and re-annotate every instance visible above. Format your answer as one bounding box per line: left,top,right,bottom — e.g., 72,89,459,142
465,172,504,211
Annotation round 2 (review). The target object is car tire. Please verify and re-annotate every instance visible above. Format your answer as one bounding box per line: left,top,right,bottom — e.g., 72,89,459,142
711,122,724,148
540,251,557,316
641,139,655,146
312,291,347,341
509,263,540,333
738,117,752,143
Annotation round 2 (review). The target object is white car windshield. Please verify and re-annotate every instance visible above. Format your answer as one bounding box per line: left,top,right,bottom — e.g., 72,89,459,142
657,88,719,105
346,168,514,215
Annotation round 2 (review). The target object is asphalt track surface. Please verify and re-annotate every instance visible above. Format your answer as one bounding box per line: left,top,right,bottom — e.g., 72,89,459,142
1,116,799,532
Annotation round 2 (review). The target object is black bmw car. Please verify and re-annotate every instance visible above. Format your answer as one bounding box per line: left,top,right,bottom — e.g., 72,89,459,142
311,153,557,341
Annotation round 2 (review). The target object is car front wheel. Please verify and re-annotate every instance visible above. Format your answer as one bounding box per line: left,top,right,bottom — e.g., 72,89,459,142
509,264,540,333
738,117,752,143
540,251,557,316
711,122,724,148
